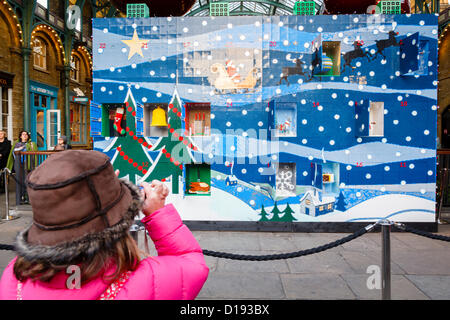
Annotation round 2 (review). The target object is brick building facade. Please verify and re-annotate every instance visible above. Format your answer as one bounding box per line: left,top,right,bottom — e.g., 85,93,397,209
0,0,95,150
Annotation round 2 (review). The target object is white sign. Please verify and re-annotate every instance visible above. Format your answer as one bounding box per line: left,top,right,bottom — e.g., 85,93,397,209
66,5,81,31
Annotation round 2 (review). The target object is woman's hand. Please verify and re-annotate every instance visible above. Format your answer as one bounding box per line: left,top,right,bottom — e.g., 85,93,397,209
141,180,169,216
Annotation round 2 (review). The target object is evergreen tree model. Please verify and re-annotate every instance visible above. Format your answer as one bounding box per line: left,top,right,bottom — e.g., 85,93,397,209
280,203,297,222
105,89,153,185
143,91,197,194
259,204,270,222
270,202,283,221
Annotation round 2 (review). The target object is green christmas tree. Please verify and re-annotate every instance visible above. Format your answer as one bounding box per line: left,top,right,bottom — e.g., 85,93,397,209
106,89,153,185
259,205,270,222
270,202,283,222
280,203,297,222
145,90,196,194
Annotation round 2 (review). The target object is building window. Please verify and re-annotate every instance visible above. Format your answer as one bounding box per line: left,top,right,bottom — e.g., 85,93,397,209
70,103,86,143
0,87,10,135
70,55,80,82
33,38,47,71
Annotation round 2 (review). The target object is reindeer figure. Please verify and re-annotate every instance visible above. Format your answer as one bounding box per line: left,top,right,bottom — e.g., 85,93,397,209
278,58,309,86
373,30,403,60
309,48,321,81
341,41,372,73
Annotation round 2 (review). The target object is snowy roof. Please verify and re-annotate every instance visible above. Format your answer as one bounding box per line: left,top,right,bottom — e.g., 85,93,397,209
185,0,325,17
300,190,335,206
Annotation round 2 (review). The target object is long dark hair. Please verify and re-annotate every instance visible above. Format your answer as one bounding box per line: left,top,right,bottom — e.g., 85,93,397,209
18,131,30,142
14,233,141,285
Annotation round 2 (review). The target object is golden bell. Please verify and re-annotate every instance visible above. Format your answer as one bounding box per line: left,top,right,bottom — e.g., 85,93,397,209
150,106,168,127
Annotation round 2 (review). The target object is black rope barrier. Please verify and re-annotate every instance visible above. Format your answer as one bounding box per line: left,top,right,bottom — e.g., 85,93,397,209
0,220,448,263
0,244,14,251
202,224,373,261
394,223,450,242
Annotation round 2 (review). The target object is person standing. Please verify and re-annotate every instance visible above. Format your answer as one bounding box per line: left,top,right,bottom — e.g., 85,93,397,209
6,131,38,205
53,135,72,151
0,130,11,193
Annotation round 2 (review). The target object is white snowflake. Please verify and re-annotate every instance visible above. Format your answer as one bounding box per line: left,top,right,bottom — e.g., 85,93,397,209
276,168,295,192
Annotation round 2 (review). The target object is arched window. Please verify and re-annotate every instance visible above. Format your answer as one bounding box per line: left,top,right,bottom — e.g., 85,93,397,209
33,37,47,70
70,55,80,82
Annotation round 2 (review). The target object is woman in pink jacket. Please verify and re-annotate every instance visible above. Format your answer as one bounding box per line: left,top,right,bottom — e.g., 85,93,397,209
0,150,209,300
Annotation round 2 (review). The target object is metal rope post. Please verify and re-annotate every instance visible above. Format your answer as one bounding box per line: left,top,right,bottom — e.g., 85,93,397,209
2,168,18,221
380,219,393,300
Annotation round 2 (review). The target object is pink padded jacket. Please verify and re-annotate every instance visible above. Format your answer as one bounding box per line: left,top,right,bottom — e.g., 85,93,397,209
0,204,209,300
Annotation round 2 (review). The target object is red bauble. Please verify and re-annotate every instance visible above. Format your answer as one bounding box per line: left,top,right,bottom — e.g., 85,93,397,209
110,0,196,16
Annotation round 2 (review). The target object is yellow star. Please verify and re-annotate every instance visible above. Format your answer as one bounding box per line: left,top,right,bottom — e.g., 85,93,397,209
121,29,148,60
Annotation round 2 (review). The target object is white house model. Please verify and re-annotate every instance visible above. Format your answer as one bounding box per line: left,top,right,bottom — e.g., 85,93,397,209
299,189,336,217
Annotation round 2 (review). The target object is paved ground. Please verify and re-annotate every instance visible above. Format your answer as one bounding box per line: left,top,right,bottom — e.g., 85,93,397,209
1,186,450,300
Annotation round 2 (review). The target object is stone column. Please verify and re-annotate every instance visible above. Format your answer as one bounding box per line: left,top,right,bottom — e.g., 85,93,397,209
22,47,32,133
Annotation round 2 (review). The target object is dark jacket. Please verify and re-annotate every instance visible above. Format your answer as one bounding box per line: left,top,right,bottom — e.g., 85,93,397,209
0,139,11,170
54,135,72,151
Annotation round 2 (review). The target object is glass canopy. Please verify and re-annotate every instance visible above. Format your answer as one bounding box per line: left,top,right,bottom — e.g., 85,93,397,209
185,0,326,16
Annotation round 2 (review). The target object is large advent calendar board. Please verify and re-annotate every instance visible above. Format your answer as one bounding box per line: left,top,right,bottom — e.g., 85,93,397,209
92,14,438,230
